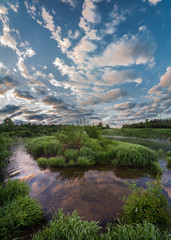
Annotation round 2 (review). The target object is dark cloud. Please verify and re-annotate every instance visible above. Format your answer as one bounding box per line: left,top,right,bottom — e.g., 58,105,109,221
0,76,19,93
0,105,20,115
43,96,70,111
25,114,50,121
14,90,35,100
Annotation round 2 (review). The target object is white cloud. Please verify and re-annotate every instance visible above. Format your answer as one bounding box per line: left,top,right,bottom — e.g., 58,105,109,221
17,57,30,79
7,2,19,13
58,0,77,7
42,6,55,32
24,1,37,20
147,0,163,5
82,0,101,24
0,62,6,71
92,34,155,67
34,71,47,78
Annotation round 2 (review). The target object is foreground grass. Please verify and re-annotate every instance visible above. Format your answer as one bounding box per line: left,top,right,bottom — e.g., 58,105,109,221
102,128,171,140
0,179,43,240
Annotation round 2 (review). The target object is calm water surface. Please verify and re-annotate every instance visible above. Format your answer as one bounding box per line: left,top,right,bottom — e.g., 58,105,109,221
1,138,171,226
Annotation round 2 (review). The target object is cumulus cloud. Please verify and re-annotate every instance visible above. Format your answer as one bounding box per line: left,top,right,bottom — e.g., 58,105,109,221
147,0,163,5
58,0,77,8
92,34,155,67
7,2,19,13
17,57,30,79
24,1,37,20
42,6,55,32
82,0,101,24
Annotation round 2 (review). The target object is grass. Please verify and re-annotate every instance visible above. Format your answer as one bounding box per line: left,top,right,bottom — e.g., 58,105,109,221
32,209,101,240
0,179,43,240
77,156,95,166
0,136,13,168
102,128,171,140
64,149,79,161
166,157,171,168
37,157,48,168
122,179,169,228
48,157,65,167
25,136,63,158
166,151,171,157
100,220,170,240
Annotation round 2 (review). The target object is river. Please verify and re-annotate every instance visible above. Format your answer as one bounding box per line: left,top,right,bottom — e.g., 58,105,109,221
0,137,171,227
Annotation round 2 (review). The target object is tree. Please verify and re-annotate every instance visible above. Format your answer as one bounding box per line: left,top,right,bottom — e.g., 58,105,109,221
3,118,14,131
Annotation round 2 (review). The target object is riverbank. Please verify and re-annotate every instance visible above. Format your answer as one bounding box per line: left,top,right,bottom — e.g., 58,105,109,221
102,128,171,141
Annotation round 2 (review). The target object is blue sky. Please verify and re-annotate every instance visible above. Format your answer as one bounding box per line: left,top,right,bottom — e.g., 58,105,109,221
0,0,170,127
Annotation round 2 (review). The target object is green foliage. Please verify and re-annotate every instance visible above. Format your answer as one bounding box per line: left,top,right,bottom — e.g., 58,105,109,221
166,157,171,168
158,148,164,157
150,162,162,175
37,157,48,168
57,125,83,145
97,151,110,165
32,209,100,240
25,136,63,158
166,151,171,157
0,179,29,206
0,179,43,240
0,136,12,167
48,157,65,167
114,142,158,170
84,124,101,139
79,146,97,161
122,180,169,228
64,149,79,161
68,159,76,165
82,136,103,151
77,156,95,166
100,220,169,240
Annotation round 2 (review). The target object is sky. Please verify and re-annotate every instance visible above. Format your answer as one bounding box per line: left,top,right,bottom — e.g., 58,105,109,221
0,0,170,127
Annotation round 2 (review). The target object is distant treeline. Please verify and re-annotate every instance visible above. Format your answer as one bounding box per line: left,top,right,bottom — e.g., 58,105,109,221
122,119,171,129
0,118,110,138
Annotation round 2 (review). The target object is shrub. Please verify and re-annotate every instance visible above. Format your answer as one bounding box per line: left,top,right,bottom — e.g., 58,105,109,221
84,124,101,139
97,151,110,165
115,142,158,169
122,180,169,228
68,160,76,166
82,137,103,151
100,221,167,240
64,149,79,161
77,156,95,167
166,151,171,157
158,148,164,157
0,196,43,240
150,162,162,175
79,147,97,161
25,136,63,158
32,209,100,240
166,157,171,168
0,179,29,206
48,157,65,167
37,157,48,168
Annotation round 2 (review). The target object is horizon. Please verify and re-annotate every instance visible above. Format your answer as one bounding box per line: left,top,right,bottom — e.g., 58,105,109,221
0,0,170,128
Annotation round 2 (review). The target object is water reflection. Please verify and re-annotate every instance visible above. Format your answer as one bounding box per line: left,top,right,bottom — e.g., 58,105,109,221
1,140,171,226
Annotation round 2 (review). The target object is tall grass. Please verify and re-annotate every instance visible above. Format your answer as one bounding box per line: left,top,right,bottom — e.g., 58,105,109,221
32,209,100,240
0,136,12,167
25,136,63,158
100,221,168,240
48,157,65,167
0,179,43,240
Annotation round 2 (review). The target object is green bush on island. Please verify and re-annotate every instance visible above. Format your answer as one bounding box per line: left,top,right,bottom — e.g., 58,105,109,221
77,156,95,166
48,157,65,167
166,157,171,168
0,136,12,168
37,157,48,168
25,136,63,158
122,180,169,228
64,149,79,161
32,209,100,240
158,148,164,157
166,151,171,157
0,179,43,240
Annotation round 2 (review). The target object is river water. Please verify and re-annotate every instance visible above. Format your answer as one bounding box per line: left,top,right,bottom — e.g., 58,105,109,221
0,137,171,226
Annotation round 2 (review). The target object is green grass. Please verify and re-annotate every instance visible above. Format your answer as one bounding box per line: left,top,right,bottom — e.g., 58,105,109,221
166,157,171,168
37,157,48,168
77,156,95,166
166,151,171,157
100,220,170,240
32,209,100,240
25,136,63,158
0,136,13,168
102,128,171,140
122,180,169,228
0,179,43,240
48,157,65,167
64,149,79,161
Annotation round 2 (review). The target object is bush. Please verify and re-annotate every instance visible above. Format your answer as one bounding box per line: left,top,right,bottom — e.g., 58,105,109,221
158,148,164,157
64,149,79,161
0,196,43,240
25,136,63,158
79,147,97,161
122,180,169,228
166,151,171,157
150,162,162,175
82,137,103,151
77,156,95,167
68,160,76,166
114,142,158,169
48,157,65,167
32,209,100,240
97,151,110,165
37,157,48,168
100,220,168,240
166,157,171,168
0,179,29,206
